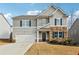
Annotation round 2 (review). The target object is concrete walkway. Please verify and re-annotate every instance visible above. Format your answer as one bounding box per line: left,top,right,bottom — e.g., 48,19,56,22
0,41,33,55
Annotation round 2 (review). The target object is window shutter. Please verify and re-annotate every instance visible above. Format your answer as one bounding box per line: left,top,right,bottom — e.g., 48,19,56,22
62,32,64,38
53,32,55,38
29,20,31,27
55,18,57,25
60,18,62,25
20,20,22,27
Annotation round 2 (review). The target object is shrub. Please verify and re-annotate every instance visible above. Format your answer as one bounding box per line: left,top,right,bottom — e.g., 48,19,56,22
62,41,67,45
64,39,72,45
71,41,77,46
49,40,58,44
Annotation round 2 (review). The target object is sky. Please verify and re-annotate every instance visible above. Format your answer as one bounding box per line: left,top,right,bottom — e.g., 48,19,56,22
0,3,79,28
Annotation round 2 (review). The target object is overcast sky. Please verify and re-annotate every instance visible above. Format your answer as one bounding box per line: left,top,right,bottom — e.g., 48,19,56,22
0,3,79,28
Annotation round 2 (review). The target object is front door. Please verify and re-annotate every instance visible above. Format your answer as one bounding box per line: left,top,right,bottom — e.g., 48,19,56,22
42,32,46,41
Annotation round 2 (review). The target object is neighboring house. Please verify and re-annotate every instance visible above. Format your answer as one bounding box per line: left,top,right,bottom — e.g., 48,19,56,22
12,5,68,43
0,13,11,39
69,18,79,44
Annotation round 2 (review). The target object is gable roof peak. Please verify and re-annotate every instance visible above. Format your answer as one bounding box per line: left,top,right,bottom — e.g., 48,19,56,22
48,4,68,17
48,4,56,8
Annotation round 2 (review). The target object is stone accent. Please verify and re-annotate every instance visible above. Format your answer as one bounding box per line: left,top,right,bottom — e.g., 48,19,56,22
49,27,68,42
38,27,68,42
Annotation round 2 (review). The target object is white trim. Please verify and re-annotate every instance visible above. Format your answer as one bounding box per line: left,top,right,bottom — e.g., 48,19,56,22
37,31,39,42
13,25,67,29
46,32,48,40
54,18,62,25
37,23,50,29
53,32,64,38
13,27,36,28
50,25,67,27
38,5,58,16
22,19,30,27
52,8,58,15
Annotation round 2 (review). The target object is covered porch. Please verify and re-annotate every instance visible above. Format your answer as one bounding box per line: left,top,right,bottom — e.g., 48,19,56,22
37,28,50,42
36,27,68,42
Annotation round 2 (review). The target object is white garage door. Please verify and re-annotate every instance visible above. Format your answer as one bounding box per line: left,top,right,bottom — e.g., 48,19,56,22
15,35,36,43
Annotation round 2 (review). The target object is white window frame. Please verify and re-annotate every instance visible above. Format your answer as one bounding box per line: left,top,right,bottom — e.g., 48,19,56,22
58,32,64,38
22,20,26,27
57,18,60,25
54,18,62,26
53,32,64,38
22,19,30,27
25,20,30,27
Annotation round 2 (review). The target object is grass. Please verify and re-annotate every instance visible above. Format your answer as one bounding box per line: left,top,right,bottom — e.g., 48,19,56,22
25,42,79,55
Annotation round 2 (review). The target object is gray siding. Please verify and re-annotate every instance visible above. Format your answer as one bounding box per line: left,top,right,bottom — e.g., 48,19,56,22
13,19,37,27
69,19,79,44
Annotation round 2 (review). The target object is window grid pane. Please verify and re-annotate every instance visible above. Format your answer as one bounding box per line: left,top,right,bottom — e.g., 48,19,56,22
21,20,31,27
53,32,58,38
54,18,63,25
22,20,26,27
26,20,29,26
59,32,62,38
59,32,64,38
57,19,60,25
53,32,64,38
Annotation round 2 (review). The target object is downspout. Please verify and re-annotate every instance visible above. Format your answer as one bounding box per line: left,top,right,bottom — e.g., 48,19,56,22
10,25,13,42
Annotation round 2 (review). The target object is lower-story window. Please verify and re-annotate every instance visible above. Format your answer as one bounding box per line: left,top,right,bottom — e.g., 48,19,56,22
59,32,64,38
53,32,58,38
53,32,64,38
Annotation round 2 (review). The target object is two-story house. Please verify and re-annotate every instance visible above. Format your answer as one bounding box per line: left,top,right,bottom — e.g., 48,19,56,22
12,5,68,43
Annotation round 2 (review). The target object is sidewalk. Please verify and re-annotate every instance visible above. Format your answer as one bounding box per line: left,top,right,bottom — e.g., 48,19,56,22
0,41,33,55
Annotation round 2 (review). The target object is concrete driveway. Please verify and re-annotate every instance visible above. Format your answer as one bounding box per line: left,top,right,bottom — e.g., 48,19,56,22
0,41,34,55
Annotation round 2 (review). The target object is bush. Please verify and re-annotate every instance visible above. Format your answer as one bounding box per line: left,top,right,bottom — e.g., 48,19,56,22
48,39,77,46
48,39,79,46
49,40,58,44
62,41,67,45
71,41,77,46
64,39,72,45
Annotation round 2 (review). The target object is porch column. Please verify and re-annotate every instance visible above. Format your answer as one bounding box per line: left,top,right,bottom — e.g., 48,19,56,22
37,31,39,42
49,31,52,41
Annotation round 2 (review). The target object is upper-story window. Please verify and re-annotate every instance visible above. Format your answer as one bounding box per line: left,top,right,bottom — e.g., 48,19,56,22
54,18,62,25
20,20,31,27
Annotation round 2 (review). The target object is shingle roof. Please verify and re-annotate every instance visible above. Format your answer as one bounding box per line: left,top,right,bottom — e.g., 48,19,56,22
12,15,49,19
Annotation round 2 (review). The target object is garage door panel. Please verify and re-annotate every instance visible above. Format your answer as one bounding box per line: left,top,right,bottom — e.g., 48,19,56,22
15,35,36,43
